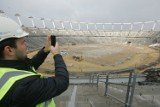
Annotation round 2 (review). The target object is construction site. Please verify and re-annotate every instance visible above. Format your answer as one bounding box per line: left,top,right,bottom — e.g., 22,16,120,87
3,12,160,107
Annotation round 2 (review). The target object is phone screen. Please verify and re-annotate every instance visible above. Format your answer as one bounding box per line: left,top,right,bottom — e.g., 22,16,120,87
51,35,56,46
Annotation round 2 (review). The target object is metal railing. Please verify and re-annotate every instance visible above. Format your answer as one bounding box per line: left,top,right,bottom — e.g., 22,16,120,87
90,68,137,107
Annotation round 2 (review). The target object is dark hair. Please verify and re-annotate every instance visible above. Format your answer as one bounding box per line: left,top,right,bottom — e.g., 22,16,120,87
0,38,18,59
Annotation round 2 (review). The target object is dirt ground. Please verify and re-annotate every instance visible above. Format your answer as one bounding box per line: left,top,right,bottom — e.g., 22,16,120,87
27,43,160,74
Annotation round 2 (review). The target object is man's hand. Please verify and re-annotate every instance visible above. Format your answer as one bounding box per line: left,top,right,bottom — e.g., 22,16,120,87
50,42,60,55
44,35,51,53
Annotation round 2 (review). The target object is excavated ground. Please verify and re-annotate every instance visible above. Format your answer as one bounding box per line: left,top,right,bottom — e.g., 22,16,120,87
27,43,160,75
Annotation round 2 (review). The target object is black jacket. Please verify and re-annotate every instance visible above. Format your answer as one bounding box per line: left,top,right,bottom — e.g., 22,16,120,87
0,48,69,107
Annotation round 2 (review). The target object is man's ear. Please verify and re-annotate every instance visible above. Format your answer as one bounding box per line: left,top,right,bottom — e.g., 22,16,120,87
3,46,15,56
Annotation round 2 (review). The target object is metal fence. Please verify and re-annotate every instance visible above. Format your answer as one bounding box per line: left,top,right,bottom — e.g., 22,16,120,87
90,68,137,107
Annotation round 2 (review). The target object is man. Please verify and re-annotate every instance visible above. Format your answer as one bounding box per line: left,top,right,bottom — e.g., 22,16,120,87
0,15,69,107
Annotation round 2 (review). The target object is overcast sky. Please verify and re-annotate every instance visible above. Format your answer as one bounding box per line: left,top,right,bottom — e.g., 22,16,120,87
0,0,160,23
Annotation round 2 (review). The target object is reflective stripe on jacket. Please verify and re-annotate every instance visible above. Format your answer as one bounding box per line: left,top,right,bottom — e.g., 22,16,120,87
0,68,56,107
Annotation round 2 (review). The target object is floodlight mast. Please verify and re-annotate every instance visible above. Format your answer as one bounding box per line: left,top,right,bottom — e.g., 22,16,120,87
28,16,35,28
0,10,5,14
15,13,23,26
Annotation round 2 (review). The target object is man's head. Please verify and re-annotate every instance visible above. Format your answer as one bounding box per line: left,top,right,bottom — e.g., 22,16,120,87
0,37,27,60
0,15,29,60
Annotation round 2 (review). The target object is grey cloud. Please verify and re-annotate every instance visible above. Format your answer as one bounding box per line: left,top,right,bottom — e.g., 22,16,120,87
0,0,160,23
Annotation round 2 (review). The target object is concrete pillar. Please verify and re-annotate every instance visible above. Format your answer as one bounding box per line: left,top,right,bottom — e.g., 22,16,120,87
140,23,144,31
95,23,97,30
70,22,73,29
61,21,64,29
121,23,123,31
112,23,114,31
130,23,133,31
86,23,89,30
52,20,55,29
41,18,46,28
78,23,81,30
152,21,157,31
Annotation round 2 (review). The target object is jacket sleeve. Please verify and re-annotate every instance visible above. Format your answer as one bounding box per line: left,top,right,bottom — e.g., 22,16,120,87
30,47,49,70
11,54,69,106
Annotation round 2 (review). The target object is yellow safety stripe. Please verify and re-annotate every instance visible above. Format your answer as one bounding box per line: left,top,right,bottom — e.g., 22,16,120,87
36,99,56,107
0,71,34,88
0,73,38,100
0,68,56,107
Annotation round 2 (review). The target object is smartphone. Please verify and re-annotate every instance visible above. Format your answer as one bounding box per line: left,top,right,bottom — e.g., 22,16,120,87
51,35,56,47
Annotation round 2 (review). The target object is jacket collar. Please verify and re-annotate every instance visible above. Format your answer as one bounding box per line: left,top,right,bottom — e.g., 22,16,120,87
0,58,32,71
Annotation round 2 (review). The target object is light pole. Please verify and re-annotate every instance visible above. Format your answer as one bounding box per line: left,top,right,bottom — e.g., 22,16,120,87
15,13,23,26
28,16,35,28
0,10,4,14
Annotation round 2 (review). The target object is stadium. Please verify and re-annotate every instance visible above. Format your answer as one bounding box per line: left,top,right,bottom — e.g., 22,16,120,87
1,11,160,107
